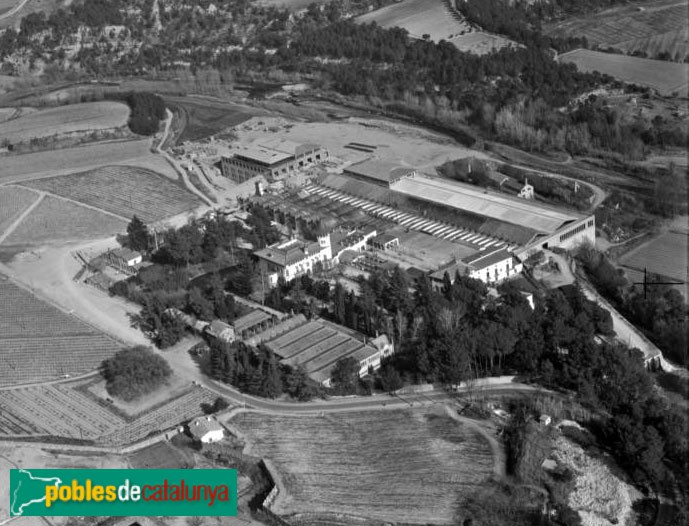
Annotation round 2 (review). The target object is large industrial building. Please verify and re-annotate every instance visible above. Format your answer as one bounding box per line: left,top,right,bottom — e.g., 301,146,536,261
304,169,595,257
343,159,417,187
221,139,329,182
390,175,595,255
263,318,394,386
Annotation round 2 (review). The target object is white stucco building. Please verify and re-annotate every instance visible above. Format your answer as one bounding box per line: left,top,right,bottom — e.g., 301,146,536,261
188,416,224,443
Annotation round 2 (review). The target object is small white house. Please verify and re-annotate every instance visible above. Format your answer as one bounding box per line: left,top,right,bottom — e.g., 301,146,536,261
539,414,552,426
188,416,224,443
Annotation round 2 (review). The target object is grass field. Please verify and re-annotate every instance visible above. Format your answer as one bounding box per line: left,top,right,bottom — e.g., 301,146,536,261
357,0,470,41
1,195,127,246
0,139,154,183
546,1,688,61
22,165,202,223
231,407,494,524
0,186,39,235
620,231,688,283
559,49,688,96
165,96,255,144
0,276,122,386
0,101,129,144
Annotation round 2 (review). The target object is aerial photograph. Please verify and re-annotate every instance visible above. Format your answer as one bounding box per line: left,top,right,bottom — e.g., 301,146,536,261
0,0,687,525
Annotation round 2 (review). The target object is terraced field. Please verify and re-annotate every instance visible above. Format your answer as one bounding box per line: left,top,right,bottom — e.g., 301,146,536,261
1,195,127,246
0,277,122,386
0,383,125,438
22,166,202,222
232,407,494,524
0,186,39,235
97,386,218,446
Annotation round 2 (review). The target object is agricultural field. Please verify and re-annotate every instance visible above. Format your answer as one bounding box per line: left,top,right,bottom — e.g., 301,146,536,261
620,230,688,284
0,186,40,235
0,276,122,386
0,139,155,183
231,407,494,524
0,0,64,28
22,165,202,223
0,382,125,439
545,0,688,61
559,49,689,96
356,0,470,41
128,441,194,469
1,195,127,247
165,96,256,144
0,101,129,144
97,386,219,446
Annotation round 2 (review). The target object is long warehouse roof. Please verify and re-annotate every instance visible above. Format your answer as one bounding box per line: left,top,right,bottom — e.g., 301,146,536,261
392,176,583,234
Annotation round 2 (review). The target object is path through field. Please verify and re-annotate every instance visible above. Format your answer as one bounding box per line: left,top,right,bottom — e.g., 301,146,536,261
0,192,44,245
0,0,29,20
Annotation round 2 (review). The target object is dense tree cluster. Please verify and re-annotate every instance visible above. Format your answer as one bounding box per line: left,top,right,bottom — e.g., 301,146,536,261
116,214,255,348
207,339,318,401
110,91,167,136
100,346,172,401
578,246,688,366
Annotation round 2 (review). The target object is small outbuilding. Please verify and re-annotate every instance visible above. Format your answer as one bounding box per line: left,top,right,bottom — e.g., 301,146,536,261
188,416,224,443
539,414,552,427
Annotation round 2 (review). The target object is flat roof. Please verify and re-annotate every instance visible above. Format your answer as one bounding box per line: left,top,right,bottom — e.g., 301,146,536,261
344,159,415,183
234,146,293,166
392,176,583,234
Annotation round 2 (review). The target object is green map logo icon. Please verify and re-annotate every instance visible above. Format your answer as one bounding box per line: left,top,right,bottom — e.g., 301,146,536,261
10,469,63,516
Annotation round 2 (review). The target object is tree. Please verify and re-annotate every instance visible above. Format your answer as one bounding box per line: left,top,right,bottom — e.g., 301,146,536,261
127,215,149,252
380,366,403,393
187,287,214,320
100,346,172,401
330,356,359,394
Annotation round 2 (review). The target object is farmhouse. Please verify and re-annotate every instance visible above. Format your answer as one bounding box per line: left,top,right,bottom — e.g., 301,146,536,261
221,140,328,183
343,159,416,187
104,248,143,273
188,416,224,443
263,319,395,386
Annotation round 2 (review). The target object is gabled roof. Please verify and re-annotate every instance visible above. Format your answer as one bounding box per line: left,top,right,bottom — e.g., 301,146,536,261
207,320,233,336
232,309,272,333
344,159,415,184
462,247,514,271
254,238,324,267
188,416,223,439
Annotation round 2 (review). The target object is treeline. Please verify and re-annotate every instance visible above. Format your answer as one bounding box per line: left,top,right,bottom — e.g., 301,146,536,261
0,0,124,57
578,246,688,366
